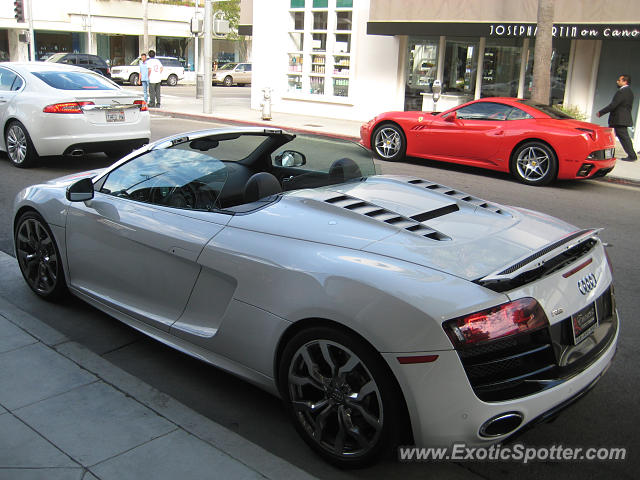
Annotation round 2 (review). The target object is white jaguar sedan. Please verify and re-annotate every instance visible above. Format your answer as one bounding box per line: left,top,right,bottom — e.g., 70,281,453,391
0,62,150,168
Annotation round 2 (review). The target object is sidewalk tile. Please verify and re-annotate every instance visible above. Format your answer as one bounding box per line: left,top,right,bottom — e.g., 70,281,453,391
0,469,85,480
0,414,77,468
0,343,96,410
14,381,176,467
0,316,37,354
92,429,264,480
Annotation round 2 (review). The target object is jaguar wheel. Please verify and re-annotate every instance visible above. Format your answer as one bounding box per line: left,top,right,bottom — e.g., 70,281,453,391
14,211,67,301
280,326,404,468
372,123,406,162
511,141,558,186
5,121,38,168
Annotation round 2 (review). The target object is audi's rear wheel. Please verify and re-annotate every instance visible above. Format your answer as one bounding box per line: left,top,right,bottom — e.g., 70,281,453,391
280,326,404,467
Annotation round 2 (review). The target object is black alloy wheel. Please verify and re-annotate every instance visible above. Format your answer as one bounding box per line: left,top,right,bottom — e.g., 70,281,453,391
280,326,404,467
15,211,67,301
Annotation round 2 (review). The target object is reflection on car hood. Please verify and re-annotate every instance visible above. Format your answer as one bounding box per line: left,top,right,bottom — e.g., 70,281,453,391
229,175,578,280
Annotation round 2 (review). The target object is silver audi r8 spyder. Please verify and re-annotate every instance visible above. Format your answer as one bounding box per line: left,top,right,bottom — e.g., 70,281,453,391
13,128,618,467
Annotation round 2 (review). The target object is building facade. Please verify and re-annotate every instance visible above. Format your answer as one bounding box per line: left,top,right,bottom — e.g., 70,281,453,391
241,0,640,145
0,0,248,71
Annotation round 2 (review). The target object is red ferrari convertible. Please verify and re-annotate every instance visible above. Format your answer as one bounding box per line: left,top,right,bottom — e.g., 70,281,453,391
360,97,617,186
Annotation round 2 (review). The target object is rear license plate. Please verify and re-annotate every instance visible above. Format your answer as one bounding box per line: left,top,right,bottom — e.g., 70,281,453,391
106,110,125,122
571,303,598,345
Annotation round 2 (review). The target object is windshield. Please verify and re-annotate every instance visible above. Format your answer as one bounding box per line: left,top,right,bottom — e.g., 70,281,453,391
100,131,377,211
44,53,68,62
218,63,237,71
32,71,119,90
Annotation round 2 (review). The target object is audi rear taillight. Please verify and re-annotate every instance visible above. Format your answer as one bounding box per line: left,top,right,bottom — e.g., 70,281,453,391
43,101,95,114
443,298,549,349
134,100,148,111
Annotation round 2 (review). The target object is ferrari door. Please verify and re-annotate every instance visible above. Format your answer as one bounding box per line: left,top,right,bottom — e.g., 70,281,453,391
418,102,512,164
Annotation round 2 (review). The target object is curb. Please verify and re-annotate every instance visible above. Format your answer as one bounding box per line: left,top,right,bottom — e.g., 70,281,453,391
152,109,361,142
154,109,640,188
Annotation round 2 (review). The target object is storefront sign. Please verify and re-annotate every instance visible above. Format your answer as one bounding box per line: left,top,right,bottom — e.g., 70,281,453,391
489,24,640,39
368,22,640,41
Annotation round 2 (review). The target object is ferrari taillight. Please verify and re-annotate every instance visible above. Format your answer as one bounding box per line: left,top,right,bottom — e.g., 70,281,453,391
43,101,95,114
134,100,148,111
443,298,549,349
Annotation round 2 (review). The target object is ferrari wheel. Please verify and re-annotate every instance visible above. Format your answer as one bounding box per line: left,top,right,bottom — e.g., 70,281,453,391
15,211,67,301
372,123,406,162
511,141,558,186
6,121,38,168
280,326,403,468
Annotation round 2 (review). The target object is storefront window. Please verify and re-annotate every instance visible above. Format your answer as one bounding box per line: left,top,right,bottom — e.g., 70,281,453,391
481,38,522,98
443,39,479,95
524,39,571,104
405,36,439,110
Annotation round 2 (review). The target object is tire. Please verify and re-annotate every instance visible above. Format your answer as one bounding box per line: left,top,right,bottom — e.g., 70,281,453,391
372,123,406,162
510,141,558,186
167,74,178,87
129,73,139,85
223,75,233,87
279,326,404,468
5,120,38,168
14,211,67,301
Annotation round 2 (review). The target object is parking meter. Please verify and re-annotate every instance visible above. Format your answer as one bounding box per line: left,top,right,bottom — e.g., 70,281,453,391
431,80,442,112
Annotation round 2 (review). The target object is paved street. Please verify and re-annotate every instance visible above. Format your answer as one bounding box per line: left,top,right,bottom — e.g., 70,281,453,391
0,111,638,479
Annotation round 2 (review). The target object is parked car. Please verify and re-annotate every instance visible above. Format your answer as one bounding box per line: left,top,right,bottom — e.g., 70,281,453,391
13,128,618,467
44,53,111,78
361,97,617,185
0,62,150,168
212,62,252,86
111,56,185,86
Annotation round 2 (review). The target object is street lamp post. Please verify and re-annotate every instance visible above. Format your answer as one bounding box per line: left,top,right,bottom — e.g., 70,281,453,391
203,0,213,113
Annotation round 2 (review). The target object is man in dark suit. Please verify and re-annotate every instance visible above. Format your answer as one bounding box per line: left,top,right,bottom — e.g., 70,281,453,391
597,74,636,161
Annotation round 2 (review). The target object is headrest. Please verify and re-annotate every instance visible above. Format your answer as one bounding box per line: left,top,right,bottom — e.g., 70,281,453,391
243,172,282,203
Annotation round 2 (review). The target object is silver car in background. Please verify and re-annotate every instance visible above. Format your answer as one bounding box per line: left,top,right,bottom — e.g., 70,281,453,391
0,62,150,168
13,129,618,467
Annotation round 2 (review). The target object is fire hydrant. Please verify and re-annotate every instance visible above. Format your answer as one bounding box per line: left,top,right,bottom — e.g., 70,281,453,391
261,87,272,120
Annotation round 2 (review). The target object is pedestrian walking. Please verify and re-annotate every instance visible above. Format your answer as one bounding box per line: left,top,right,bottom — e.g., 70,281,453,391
597,74,637,161
138,52,150,105
146,49,163,108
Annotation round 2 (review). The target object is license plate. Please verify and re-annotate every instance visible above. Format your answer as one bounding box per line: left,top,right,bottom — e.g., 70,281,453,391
106,110,125,122
571,303,598,345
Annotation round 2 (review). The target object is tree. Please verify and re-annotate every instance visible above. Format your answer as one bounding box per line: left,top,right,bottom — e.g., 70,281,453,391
531,0,554,104
214,0,249,61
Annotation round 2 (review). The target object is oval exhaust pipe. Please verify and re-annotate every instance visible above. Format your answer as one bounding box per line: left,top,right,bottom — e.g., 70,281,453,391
479,412,523,438
69,149,85,157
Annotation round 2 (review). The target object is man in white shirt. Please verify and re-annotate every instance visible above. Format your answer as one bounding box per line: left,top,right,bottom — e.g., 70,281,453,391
146,49,164,108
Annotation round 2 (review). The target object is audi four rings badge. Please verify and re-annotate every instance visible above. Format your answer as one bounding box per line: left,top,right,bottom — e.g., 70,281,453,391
578,273,597,295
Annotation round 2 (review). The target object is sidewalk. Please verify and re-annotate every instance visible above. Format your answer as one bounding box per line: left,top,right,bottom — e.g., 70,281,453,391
0,250,317,480
151,88,640,186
